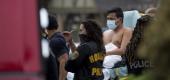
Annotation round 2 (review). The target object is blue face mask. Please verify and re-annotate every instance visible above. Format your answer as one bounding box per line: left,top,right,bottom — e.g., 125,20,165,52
107,20,117,30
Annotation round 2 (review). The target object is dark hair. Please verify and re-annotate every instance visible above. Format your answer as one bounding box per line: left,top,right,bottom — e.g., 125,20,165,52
125,15,153,71
47,15,58,30
81,20,104,52
107,7,124,21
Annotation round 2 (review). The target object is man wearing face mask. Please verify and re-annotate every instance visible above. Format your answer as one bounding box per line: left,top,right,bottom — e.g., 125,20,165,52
103,7,132,56
103,8,132,79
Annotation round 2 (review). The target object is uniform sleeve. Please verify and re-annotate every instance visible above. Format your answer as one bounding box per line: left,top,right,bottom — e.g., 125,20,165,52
65,44,90,73
49,38,68,59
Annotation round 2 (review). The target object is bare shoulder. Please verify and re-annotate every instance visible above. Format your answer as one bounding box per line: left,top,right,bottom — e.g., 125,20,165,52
103,29,114,35
103,29,113,33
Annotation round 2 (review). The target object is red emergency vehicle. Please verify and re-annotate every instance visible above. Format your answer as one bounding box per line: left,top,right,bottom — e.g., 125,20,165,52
0,0,44,80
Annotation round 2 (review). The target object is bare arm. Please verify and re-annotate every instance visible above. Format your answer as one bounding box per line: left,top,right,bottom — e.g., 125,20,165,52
68,40,77,53
62,31,77,53
58,53,68,80
107,29,132,55
103,30,114,45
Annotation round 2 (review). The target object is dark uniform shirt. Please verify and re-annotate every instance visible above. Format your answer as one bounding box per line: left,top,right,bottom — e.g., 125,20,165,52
46,32,69,80
65,41,105,80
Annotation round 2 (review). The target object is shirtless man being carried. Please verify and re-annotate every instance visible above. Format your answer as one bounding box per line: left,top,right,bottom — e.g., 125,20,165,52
103,7,132,56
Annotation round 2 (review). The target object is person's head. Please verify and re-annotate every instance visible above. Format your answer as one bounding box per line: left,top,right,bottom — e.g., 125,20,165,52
79,20,104,51
145,8,157,17
135,15,153,31
106,7,124,30
45,15,58,38
125,15,153,64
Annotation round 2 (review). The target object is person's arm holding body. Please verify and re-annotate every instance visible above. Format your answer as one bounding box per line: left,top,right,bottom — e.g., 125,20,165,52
107,29,132,55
